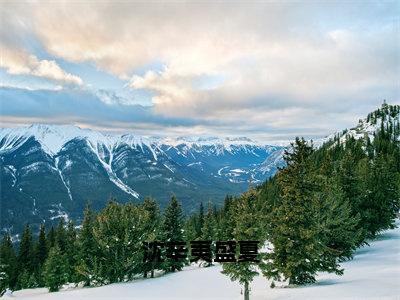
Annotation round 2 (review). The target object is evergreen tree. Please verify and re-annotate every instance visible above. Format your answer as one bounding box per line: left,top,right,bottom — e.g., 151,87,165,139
201,202,216,241
266,138,341,285
195,202,204,239
65,221,78,282
161,195,186,272
141,197,161,278
314,173,363,261
56,219,67,253
221,189,268,300
34,224,48,286
183,216,198,244
43,245,68,292
76,204,97,286
47,227,56,249
0,233,17,292
36,224,48,266
91,201,151,283
0,260,8,296
17,224,34,288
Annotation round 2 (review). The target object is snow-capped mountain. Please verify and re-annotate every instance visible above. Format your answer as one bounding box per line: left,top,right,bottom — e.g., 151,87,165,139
0,124,284,234
321,102,400,146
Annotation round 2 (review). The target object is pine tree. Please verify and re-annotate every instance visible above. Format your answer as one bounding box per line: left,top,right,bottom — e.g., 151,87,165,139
201,201,216,241
76,204,97,286
35,224,48,268
56,219,67,253
0,261,8,296
0,233,17,292
195,202,204,239
47,227,56,249
141,197,161,278
17,224,34,288
161,195,186,272
356,154,400,237
221,189,268,300
65,221,78,282
34,224,48,286
91,201,151,283
314,173,363,261
267,138,338,285
43,245,68,292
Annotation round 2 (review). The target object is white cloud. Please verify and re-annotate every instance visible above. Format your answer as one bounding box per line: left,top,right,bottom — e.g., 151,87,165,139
0,46,83,86
1,1,399,139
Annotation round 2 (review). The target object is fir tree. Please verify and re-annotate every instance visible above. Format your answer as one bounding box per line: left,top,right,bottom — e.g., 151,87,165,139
221,189,268,300
91,201,151,283
76,204,97,286
141,197,161,278
43,245,68,292
34,224,48,286
56,219,67,253
35,224,48,268
201,202,216,241
196,202,204,239
17,224,34,287
267,138,338,285
161,195,186,272
0,233,17,292
47,227,56,249
65,221,78,282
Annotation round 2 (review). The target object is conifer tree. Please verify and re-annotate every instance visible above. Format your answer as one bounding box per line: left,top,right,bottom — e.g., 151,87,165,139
221,189,268,300
76,204,97,286
267,138,341,285
56,219,67,253
47,227,56,249
0,261,7,296
141,197,161,278
201,201,216,241
34,224,48,286
196,202,204,239
17,224,34,288
43,245,68,292
0,233,17,292
35,224,47,268
91,201,151,283
65,221,78,282
161,195,186,272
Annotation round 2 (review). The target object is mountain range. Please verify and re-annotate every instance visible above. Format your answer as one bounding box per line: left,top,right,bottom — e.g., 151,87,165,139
0,125,285,234
2,103,398,235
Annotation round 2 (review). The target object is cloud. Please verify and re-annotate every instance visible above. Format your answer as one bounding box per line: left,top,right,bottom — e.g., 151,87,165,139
1,1,399,140
0,46,83,86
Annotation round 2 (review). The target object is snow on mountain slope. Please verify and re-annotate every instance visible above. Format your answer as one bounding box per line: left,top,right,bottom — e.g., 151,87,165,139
0,124,287,235
316,103,400,147
4,221,399,300
0,124,280,157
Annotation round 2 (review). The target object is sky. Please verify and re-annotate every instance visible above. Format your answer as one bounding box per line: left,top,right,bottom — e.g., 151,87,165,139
0,1,399,142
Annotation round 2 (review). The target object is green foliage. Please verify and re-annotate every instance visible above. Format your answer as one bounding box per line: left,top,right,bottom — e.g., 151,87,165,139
91,200,151,283
201,202,217,241
43,246,68,292
65,221,78,282
0,233,17,292
221,189,268,300
33,224,48,286
17,224,34,277
76,204,97,286
161,195,186,272
141,197,161,278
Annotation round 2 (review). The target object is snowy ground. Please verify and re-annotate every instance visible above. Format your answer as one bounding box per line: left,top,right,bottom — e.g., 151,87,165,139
3,222,400,300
